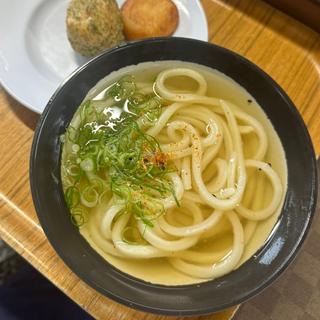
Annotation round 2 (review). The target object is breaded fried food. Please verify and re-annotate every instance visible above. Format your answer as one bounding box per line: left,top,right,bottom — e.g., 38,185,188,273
66,0,125,57
121,0,179,40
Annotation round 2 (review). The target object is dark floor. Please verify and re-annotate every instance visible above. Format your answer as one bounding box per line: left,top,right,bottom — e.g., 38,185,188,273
0,241,94,320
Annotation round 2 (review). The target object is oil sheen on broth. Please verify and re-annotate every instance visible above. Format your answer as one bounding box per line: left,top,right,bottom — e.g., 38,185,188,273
61,61,287,285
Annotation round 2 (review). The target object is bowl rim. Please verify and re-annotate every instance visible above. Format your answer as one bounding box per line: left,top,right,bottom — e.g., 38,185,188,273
30,37,318,316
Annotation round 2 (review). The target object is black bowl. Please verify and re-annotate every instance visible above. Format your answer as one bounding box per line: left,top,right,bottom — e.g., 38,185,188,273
30,37,318,316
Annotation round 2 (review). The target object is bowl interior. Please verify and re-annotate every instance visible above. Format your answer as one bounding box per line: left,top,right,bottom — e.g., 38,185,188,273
30,38,317,316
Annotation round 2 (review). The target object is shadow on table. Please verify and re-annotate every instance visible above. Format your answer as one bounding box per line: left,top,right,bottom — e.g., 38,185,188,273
2,91,39,131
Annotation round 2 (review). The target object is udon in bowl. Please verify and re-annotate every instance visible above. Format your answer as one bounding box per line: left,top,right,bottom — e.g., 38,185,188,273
30,37,317,316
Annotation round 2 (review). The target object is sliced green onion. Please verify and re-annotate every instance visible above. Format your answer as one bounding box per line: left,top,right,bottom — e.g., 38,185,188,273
122,226,146,245
70,206,88,227
61,74,177,228
65,186,80,208
72,144,80,153
80,158,95,172
80,186,99,208
66,164,81,177
98,190,111,205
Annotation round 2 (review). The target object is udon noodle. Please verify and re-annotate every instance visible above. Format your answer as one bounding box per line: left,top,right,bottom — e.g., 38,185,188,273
61,61,287,284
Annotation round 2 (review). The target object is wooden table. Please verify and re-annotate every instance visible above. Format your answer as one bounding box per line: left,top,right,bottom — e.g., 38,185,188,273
0,0,319,319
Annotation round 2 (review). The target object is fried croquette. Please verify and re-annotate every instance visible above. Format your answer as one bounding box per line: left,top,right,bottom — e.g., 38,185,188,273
66,0,125,57
121,0,179,41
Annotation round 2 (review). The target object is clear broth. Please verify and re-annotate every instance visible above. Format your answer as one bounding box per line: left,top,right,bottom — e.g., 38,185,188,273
73,61,287,285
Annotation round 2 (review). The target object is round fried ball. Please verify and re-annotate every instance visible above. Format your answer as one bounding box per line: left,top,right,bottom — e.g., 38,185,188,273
121,0,179,41
66,0,125,57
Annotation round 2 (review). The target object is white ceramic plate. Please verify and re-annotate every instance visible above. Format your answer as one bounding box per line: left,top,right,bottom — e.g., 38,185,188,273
0,0,208,114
